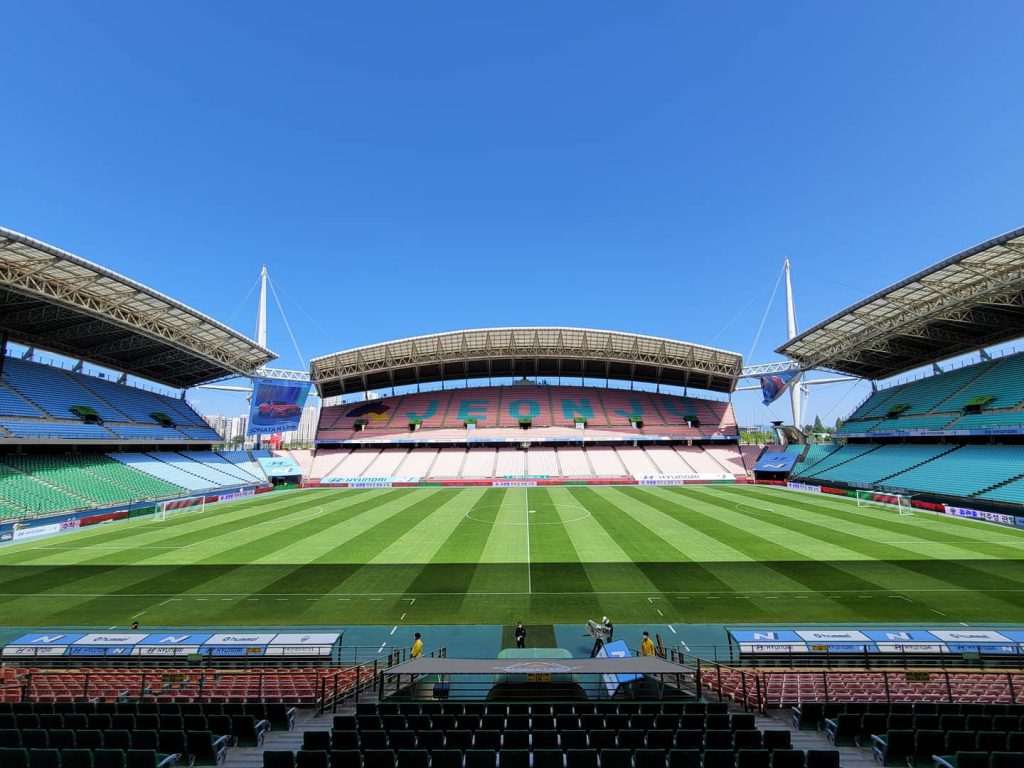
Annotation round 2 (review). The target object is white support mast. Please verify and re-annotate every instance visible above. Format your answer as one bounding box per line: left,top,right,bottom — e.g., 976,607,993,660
784,258,803,428
255,264,268,348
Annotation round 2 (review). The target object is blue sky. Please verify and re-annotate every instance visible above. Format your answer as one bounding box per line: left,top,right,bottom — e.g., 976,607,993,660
3,1,1024,428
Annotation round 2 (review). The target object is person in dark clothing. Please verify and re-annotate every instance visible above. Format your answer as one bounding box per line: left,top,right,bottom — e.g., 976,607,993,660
514,622,526,648
130,621,139,631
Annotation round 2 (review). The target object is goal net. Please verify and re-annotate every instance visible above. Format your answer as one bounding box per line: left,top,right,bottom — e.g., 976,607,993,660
855,490,913,515
155,496,206,522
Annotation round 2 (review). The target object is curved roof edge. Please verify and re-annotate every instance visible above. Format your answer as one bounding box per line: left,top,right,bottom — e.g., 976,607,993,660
777,225,1024,380
0,226,275,387
311,326,743,397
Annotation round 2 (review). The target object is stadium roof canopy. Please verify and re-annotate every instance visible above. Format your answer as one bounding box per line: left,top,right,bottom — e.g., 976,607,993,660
777,225,1024,380
0,227,275,388
310,327,743,397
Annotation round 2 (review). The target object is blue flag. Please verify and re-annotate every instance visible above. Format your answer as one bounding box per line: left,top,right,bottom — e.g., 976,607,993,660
760,370,800,406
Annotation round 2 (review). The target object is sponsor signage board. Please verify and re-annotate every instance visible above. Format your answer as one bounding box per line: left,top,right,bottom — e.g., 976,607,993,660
732,628,1024,655
3,630,339,658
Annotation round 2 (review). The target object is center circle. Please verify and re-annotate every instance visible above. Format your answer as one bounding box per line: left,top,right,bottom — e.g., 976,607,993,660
464,503,592,526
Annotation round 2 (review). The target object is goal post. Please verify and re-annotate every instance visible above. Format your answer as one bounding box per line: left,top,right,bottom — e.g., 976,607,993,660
155,495,206,522
855,489,914,515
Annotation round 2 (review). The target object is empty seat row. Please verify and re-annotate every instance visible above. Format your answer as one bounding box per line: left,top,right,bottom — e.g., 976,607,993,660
0,747,179,768
872,730,1024,765
337,715,757,733
935,752,1024,768
0,701,294,725
825,713,1024,745
312,730,792,753
0,728,240,756
267,748,840,768
792,702,1024,731
353,704,727,718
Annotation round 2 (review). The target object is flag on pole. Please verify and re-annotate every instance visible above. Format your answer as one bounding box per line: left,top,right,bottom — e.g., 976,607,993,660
760,370,800,406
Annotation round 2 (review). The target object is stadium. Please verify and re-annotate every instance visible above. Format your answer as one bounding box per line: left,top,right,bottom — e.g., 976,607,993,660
1,220,1024,768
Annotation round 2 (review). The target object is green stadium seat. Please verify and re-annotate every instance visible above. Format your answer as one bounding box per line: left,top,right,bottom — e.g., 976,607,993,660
230,716,269,747
531,747,562,767
673,732,702,750
668,750,701,768
296,751,329,768
331,751,362,768
646,731,674,751
533,731,560,750
29,748,62,768
62,749,96,768
334,716,357,731
1,747,29,768
872,730,914,766
474,732,501,751
561,731,589,750
566,749,598,768
187,731,229,766
976,733,1008,752
730,715,756,731
49,730,76,750
94,750,128,768
388,732,417,751
88,715,113,731
588,731,616,751
704,731,733,750
331,731,359,750
733,731,762,750
989,754,1024,768
946,732,977,754
263,752,295,768
39,714,64,729
600,750,632,768
304,732,331,751
359,732,388,750
467,750,498,768
397,749,429,768
762,732,791,752
804,752,839,768
415,731,444,751
736,750,770,768
635,749,667,768
112,716,136,731
533,716,556,731
0,730,22,748
445,731,472,751
362,750,396,768
22,731,49,750
130,733,159,752
769,751,804,768
431,750,463,768
617,731,644,751
790,704,823,733
702,749,736,768
78,732,103,751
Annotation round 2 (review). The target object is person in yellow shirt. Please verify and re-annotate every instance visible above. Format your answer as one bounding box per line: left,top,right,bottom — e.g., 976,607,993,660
640,631,656,656
411,632,423,658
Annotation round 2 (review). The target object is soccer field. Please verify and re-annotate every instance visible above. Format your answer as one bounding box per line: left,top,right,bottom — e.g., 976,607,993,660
2,484,1024,628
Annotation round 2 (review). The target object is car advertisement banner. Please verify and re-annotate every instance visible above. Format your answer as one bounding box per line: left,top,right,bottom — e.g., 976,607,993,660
247,378,311,436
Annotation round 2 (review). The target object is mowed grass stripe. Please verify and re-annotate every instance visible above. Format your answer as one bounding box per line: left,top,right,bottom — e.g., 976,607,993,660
724,485,1024,553
407,489,528,604
528,487,600,598
713,486,1024,593
621,486,890,603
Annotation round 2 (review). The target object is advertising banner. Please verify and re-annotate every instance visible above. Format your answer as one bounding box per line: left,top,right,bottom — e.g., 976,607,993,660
638,473,733,485
258,455,302,477
787,481,821,493
730,627,1024,656
943,505,1017,528
247,378,311,436
754,453,799,472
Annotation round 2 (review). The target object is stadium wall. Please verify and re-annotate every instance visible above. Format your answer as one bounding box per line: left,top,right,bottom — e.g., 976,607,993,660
0,482,270,542
776,479,1024,529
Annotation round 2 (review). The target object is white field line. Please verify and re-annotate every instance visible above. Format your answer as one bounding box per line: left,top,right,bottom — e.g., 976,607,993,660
5,587,1023,598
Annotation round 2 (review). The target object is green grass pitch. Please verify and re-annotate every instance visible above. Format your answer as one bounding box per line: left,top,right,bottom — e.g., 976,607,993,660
2,484,1023,628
